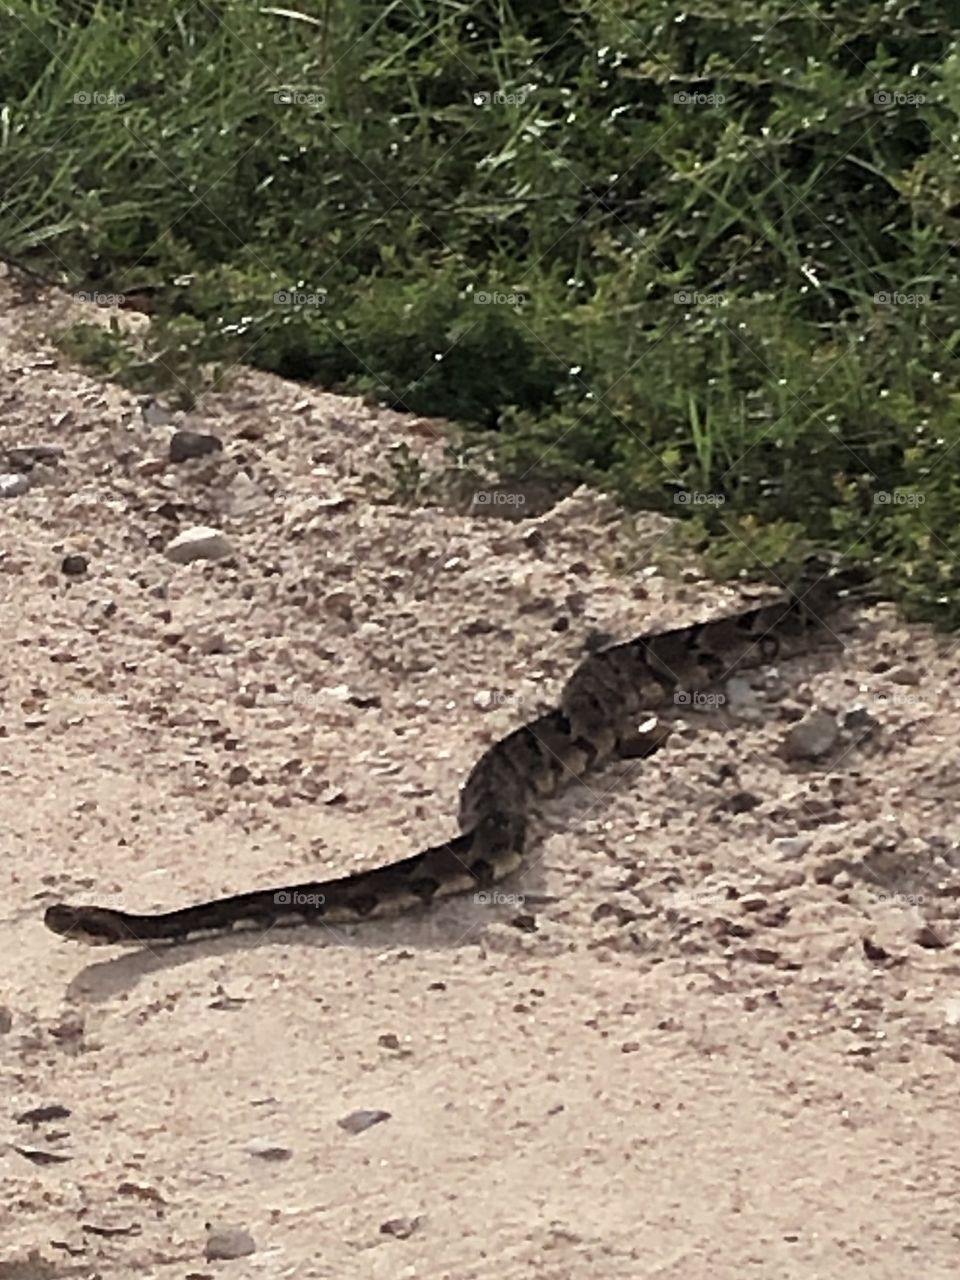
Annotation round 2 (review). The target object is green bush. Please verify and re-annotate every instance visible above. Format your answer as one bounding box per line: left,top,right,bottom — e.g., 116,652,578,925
3,0,960,618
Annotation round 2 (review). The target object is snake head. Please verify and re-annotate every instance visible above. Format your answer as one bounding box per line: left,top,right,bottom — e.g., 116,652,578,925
44,903,138,945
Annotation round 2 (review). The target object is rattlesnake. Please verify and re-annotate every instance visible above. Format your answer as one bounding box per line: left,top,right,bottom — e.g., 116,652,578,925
44,564,859,947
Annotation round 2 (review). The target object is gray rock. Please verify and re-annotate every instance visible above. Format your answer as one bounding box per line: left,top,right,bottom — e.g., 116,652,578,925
245,1139,292,1161
138,396,181,427
227,470,269,516
725,675,759,711
323,591,354,621
165,525,233,564
204,1225,256,1261
890,664,920,686
915,924,947,950
764,866,806,892
783,710,838,760
338,1108,391,1135
185,628,228,655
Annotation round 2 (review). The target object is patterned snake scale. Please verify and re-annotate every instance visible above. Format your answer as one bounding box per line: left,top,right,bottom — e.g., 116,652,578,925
44,566,857,947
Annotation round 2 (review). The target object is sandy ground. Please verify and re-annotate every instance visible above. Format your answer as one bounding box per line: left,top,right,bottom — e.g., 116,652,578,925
1,272,960,1279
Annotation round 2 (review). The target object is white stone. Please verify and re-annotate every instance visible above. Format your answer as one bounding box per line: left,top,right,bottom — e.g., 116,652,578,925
771,835,812,861
164,525,233,564
0,473,29,498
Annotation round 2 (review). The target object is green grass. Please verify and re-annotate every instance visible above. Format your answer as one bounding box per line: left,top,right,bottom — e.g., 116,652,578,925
4,1,960,620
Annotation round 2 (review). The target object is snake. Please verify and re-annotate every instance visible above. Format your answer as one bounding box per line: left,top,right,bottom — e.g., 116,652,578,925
43,564,859,947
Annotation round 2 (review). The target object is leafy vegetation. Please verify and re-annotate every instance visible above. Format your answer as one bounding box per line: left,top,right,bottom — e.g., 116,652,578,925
3,1,960,619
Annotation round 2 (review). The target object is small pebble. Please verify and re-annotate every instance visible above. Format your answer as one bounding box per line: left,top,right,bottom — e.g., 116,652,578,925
245,1139,292,1161
139,397,180,427
338,1108,391,1135
380,1216,421,1240
771,835,812,861
726,790,760,814
186,629,228,655
204,1225,256,1261
61,554,88,577
740,892,769,912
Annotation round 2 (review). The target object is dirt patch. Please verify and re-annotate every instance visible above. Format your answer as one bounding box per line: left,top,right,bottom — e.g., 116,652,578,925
1,274,959,1278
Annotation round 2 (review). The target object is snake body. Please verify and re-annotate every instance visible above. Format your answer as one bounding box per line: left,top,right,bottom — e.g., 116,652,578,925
44,569,853,947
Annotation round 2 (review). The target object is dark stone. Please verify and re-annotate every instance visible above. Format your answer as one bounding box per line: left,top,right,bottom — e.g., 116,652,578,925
61,554,88,577
169,431,223,463
338,1108,391,1135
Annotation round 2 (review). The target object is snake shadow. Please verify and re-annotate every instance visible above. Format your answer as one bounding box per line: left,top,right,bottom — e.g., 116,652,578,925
58,859,556,1005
